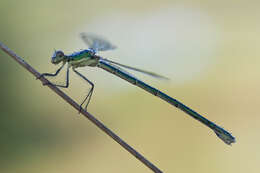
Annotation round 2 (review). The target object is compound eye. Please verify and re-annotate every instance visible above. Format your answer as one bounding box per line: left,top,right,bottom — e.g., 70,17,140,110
56,51,64,57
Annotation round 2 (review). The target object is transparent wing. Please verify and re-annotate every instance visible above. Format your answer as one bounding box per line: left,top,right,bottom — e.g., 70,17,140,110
103,59,169,80
80,32,117,52
102,59,138,79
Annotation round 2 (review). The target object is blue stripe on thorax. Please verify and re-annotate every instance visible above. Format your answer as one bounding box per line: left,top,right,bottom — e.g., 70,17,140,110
69,49,92,57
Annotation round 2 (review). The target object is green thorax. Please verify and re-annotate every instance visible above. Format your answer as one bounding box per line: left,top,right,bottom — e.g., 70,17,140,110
68,49,99,68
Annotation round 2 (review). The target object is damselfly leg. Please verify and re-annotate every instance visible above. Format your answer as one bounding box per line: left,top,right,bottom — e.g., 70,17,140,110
38,63,70,88
73,68,94,112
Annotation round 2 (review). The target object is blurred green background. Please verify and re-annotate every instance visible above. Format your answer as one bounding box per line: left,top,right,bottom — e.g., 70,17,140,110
0,0,259,172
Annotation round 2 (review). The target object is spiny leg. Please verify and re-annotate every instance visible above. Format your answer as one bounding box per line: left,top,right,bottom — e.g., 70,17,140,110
38,63,70,88
72,68,94,112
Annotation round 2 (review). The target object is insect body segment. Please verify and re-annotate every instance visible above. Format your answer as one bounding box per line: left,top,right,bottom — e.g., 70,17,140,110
51,50,66,64
68,50,99,68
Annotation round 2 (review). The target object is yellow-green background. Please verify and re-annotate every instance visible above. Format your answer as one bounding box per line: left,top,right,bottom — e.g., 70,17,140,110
0,0,259,172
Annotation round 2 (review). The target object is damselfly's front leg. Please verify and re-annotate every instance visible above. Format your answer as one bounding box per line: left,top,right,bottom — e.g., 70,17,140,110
73,68,94,112
38,63,70,88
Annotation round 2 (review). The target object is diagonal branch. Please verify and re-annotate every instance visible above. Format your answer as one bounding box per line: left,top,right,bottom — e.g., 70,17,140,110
0,42,163,173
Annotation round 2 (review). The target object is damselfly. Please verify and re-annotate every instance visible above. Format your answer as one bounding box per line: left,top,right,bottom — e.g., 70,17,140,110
39,33,235,145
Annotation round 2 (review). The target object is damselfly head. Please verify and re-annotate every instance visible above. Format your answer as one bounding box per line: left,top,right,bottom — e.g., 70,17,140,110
51,50,65,64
